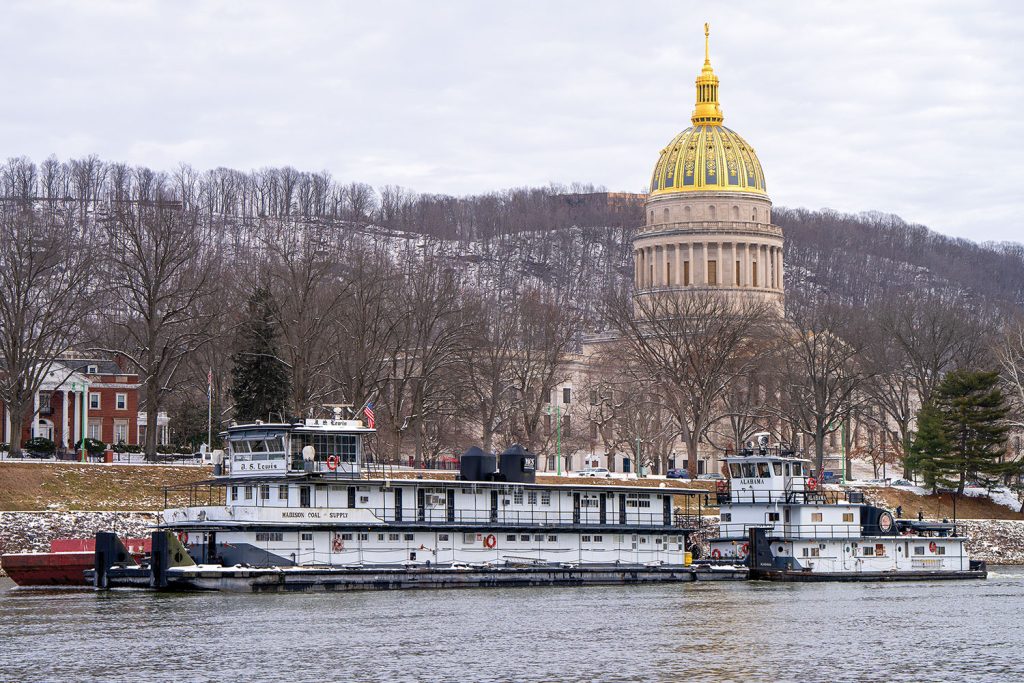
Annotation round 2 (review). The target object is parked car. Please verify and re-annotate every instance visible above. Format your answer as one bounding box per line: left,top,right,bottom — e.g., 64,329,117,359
666,468,691,479
697,473,725,481
577,467,612,478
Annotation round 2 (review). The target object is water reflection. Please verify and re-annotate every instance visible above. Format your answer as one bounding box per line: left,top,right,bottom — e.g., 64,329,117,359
3,570,1024,683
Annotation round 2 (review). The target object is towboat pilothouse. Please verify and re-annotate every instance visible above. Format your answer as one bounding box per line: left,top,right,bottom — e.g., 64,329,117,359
708,434,987,581
90,412,732,591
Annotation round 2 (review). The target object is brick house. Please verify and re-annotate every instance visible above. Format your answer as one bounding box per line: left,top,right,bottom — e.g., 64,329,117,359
0,358,169,450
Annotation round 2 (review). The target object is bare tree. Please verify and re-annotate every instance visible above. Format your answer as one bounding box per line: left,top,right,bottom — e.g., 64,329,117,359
459,290,518,452
0,204,92,454
608,290,771,475
262,220,348,415
997,316,1024,431
506,288,582,454
773,300,869,474
95,194,217,457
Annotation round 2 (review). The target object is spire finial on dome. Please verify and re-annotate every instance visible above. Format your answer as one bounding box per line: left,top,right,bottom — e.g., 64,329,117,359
692,23,723,126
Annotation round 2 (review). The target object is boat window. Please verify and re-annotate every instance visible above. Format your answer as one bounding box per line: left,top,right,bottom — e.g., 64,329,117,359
767,512,780,522
741,463,756,478
757,463,771,478
301,533,313,541
231,440,250,454
792,463,803,477
527,491,537,505
506,534,516,542
291,432,361,463
842,513,853,522
729,464,742,477
811,513,823,522
358,533,368,541
438,534,449,542
772,463,782,476
721,513,732,522
540,491,551,505
548,535,558,542
914,546,925,555
520,534,530,541
936,546,946,555
534,534,544,541
863,545,874,556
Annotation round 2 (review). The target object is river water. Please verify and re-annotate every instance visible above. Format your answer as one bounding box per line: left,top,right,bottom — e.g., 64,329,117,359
2,568,1023,683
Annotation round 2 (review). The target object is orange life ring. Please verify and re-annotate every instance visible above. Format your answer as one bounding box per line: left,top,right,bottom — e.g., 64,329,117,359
326,455,339,471
739,542,749,557
711,548,722,559
929,541,938,553
807,477,817,490
483,534,497,549
332,534,344,552
177,531,189,545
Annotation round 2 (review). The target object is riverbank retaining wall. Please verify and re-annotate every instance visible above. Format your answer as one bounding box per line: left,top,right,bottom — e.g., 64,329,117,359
0,511,157,576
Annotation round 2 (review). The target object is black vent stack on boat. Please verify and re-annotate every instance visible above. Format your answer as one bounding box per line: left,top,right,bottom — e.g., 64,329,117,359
458,446,497,481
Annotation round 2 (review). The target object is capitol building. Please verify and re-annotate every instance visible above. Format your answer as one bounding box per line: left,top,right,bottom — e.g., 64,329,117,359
635,25,784,311
547,26,787,477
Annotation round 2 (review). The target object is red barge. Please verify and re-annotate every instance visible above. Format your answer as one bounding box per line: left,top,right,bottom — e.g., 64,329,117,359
1,538,150,587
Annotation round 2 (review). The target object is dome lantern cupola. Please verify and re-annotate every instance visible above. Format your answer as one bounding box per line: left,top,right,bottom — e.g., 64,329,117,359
648,24,766,197
692,23,723,126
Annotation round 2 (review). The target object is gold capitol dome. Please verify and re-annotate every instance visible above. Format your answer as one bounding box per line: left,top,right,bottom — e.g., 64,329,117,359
649,24,767,197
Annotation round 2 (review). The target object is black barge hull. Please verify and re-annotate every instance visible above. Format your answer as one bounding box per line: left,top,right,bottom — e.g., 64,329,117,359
751,568,988,582
96,564,748,592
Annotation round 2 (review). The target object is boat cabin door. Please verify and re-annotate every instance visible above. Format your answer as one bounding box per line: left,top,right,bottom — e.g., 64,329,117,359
599,494,607,525
490,491,499,522
619,493,627,524
573,493,581,524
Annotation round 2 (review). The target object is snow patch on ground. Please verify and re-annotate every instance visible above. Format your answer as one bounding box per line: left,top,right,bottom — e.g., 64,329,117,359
963,486,1022,513
890,483,931,496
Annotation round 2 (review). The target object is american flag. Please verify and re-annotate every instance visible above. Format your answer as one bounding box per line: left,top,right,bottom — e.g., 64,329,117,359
363,402,375,429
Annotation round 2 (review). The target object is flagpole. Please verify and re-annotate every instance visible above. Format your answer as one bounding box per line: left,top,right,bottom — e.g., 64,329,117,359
207,368,213,451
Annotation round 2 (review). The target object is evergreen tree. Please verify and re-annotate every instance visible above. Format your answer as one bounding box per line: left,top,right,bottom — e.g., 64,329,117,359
906,401,948,491
231,287,290,423
909,369,1011,493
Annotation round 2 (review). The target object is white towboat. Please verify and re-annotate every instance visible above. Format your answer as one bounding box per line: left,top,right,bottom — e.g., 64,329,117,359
708,433,986,581
92,413,746,591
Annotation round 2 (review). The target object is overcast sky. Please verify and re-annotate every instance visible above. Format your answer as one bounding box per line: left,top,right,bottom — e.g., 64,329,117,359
2,1,1021,242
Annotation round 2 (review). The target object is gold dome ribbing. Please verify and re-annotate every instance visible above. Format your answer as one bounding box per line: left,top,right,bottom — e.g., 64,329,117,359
648,24,767,197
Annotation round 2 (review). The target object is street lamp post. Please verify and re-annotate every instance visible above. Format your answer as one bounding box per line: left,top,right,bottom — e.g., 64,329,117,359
546,403,562,476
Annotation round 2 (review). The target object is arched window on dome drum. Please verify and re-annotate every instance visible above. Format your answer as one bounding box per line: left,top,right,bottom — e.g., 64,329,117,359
663,208,669,222
732,205,739,220
684,206,692,220
649,210,654,224
708,205,716,219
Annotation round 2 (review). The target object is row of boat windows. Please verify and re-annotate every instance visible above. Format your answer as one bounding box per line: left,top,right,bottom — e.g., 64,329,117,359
253,532,684,545
722,512,856,523
232,485,654,508
729,462,804,478
798,544,948,557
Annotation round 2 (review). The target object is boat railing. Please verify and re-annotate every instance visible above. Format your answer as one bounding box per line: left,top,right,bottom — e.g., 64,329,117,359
717,522,864,539
711,488,848,506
